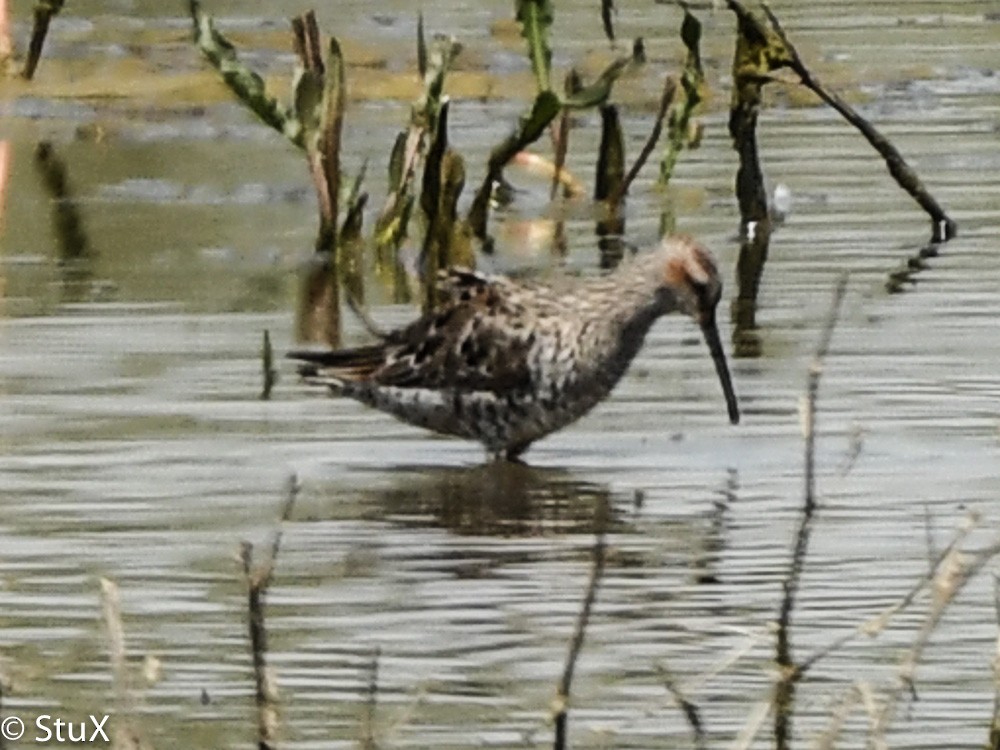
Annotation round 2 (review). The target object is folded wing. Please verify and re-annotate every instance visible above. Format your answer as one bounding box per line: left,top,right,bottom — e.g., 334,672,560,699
289,270,536,394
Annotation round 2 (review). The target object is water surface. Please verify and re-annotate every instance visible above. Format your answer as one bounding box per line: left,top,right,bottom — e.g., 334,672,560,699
2,1,999,747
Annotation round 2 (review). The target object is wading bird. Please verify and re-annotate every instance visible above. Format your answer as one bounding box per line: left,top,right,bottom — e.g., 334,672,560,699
290,235,740,461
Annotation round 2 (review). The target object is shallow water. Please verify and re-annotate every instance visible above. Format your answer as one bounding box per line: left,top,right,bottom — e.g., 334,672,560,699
2,1,999,748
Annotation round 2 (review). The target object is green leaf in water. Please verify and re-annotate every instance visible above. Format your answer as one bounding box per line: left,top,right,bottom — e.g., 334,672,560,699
467,90,561,241
516,0,554,92
562,57,631,109
387,131,407,193
189,1,302,147
659,7,705,186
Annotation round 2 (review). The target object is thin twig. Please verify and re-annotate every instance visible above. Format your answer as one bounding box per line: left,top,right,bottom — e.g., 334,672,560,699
100,578,143,750
774,274,848,749
552,504,608,750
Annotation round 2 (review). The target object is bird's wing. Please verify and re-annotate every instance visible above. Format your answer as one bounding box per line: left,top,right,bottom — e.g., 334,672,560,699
290,271,539,393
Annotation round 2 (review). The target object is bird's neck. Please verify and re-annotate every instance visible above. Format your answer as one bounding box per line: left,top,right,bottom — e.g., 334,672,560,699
573,269,672,389
580,256,675,326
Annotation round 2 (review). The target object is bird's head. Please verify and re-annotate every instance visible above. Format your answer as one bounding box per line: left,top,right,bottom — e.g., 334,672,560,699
658,236,740,425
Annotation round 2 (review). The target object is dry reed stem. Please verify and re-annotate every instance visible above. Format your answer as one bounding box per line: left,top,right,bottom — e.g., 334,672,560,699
552,511,608,750
856,681,880,737
0,658,5,750
0,142,9,247
923,504,936,576
34,141,89,261
812,683,863,750
685,627,771,694
381,685,429,745
99,578,144,750
837,423,864,477
241,475,300,750
729,690,773,750
548,69,576,202
871,535,1000,747
796,512,979,682
260,329,276,401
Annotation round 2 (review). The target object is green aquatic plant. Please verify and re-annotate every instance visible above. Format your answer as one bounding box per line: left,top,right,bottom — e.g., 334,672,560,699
189,1,303,146
468,0,633,245
374,20,461,257
659,7,704,188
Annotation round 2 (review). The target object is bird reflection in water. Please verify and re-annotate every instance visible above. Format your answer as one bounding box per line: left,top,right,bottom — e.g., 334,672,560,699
372,463,622,537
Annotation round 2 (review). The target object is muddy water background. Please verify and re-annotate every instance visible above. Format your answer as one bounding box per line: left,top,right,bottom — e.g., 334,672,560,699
2,1,999,748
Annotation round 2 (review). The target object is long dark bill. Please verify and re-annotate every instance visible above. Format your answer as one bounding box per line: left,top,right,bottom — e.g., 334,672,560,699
700,313,740,425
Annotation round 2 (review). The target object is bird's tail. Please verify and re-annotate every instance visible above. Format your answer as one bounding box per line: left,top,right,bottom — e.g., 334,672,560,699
286,344,386,385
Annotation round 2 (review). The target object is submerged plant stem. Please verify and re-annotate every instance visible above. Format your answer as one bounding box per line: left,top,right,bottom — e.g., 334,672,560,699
21,0,65,80
759,3,956,242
